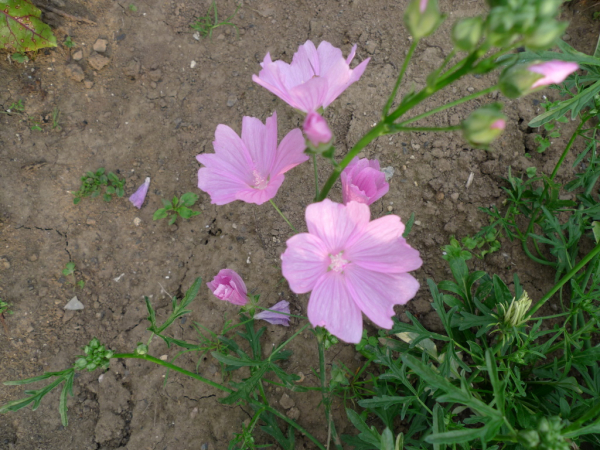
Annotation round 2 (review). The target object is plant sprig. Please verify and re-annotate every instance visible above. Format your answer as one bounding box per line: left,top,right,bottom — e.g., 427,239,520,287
153,192,201,225
72,168,126,204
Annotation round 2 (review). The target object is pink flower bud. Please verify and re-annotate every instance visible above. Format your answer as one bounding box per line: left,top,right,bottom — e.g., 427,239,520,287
341,158,389,205
303,111,332,146
207,269,248,306
420,0,428,13
528,61,579,89
490,119,506,130
128,177,150,209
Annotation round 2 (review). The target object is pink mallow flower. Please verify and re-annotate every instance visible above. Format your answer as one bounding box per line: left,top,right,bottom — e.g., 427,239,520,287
207,269,248,306
341,158,389,206
304,111,332,146
197,112,307,205
281,200,422,343
253,300,291,326
528,61,579,89
252,40,370,113
129,177,150,209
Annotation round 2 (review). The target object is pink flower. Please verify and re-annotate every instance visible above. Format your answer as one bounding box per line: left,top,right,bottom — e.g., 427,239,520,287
252,41,370,113
420,0,428,13
528,61,579,89
281,200,422,343
253,300,290,326
303,111,332,146
341,158,389,206
129,177,150,209
207,269,248,306
197,112,308,205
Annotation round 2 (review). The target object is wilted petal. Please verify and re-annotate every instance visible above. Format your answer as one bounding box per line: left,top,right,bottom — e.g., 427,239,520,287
254,300,291,326
129,177,150,209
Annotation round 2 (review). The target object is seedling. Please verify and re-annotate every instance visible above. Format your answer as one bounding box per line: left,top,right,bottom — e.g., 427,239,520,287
153,193,201,225
1,99,24,114
62,262,85,290
29,117,42,132
11,53,28,63
0,298,13,335
129,4,137,11
72,168,126,204
63,36,75,48
52,106,62,131
190,1,240,39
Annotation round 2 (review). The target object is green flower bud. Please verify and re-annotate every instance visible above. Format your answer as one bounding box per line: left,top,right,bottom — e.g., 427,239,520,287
517,429,540,448
403,0,444,41
523,20,568,51
536,0,563,17
74,358,88,370
452,17,483,52
461,103,506,147
135,343,149,355
486,7,516,47
498,65,544,99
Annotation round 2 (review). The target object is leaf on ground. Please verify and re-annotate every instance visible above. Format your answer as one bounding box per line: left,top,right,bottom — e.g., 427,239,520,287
0,0,57,52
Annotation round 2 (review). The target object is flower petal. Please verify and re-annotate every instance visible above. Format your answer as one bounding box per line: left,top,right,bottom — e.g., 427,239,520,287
305,200,369,254
271,128,308,176
235,174,284,205
307,272,363,343
281,233,329,293
345,266,420,329
345,215,422,273
323,57,370,108
211,124,254,184
316,41,344,76
241,112,277,176
289,76,329,113
197,167,248,205
254,300,291,326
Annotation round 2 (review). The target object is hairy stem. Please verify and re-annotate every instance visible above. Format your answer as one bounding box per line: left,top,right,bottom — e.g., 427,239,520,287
382,39,418,118
270,199,297,233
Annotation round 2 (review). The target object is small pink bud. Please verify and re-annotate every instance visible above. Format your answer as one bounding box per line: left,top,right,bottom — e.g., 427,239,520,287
303,111,332,146
490,119,506,130
128,177,150,209
341,158,389,205
528,61,579,89
420,0,428,13
207,269,248,306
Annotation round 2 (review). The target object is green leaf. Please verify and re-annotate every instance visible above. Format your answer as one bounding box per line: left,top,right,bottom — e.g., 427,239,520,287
346,409,381,447
211,352,262,367
103,193,112,202
153,208,168,220
168,214,177,226
11,52,28,63
177,206,196,219
59,371,74,426
0,0,57,52
161,198,173,209
485,350,505,416
358,395,414,410
73,197,81,205
432,403,446,450
105,186,115,195
180,192,199,207
220,365,268,405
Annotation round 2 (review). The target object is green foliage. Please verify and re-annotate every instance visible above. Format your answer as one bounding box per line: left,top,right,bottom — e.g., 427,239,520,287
72,168,126,204
153,192,201,225
128,3,137,12
0,298,12,316
11,52,28,63
190,1,240,39
63,35,74,48
62,262,84,290
0,0,57,52
1,99,24,114
51,106,61,131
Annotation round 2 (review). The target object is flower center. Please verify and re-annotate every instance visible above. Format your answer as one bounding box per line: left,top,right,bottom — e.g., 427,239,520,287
329,252,349,273
252,170,269,190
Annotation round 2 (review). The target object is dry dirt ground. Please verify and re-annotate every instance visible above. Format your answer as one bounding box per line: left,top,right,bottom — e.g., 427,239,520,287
1,0,599,449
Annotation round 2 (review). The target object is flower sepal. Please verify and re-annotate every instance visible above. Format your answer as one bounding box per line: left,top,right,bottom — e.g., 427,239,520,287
404,0,444,41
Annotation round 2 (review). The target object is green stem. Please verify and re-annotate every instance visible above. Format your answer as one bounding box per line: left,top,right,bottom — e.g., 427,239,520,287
313,154,320,199
385,125,461,133
527,241,600,318
396,85,497,127
550,116,589,181
269,323,310,361
269,199,297,233
318,338,342,450
113,353,232,393
382,40,418,118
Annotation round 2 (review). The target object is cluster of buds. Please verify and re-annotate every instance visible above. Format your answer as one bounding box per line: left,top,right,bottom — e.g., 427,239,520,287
74,338,114,371
518,417,570,450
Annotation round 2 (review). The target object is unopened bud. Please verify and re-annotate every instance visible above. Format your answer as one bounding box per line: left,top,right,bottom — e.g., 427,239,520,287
536,0,563,17
403,0,444,41
499,61,578,99
461,103,506,147
452,17,483,52
523,20,568,51
135,343,149,355
303,111,332,147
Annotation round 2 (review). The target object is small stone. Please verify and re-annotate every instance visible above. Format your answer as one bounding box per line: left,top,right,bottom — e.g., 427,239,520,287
451,193,460,201
88,53,110,71
150,81,157,89
286,407,300,420
382,166,394,182
169,223,179,232
65,64,85,82
411,140,421,151
159,355,168,361
563,34,571,41
365,40,376,54
149,69,162,82
414,220,422,226
190,407,198,419
84,80,94,89
280,393,295,410
435,192,444,201
93,39,108,53
227,95,238,107
133,217,142,226
190,60,197,69
387,206,393,212
467,86,475,92
86,218,96,225
72,50,83,61
450,114,460,126
0,258,10,270
123,58,140,77
62,310,76,323
64,296,84,310
29,254,38,262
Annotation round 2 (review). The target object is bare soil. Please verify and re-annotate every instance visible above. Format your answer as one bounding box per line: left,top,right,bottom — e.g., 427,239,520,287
1,0,599,449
